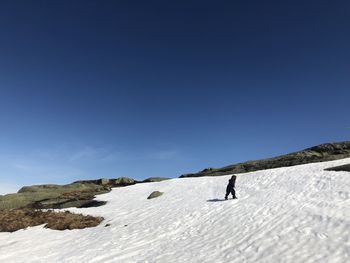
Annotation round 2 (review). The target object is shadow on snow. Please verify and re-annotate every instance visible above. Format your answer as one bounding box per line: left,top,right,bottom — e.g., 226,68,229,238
207,198,226,202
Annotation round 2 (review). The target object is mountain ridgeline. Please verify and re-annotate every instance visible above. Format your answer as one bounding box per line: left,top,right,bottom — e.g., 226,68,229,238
1,141,349,211
180,141,350,178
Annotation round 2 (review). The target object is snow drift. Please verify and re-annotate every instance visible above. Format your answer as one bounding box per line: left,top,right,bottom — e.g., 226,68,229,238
0,158,349,263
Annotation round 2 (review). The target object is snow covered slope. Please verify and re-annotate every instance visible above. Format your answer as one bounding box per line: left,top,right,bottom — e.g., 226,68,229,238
1,158,350,263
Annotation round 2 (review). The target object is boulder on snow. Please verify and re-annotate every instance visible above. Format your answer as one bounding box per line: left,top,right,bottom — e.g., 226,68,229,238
147,191,164,199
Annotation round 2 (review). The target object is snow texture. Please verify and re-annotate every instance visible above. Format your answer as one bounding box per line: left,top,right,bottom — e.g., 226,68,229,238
1,158,350,263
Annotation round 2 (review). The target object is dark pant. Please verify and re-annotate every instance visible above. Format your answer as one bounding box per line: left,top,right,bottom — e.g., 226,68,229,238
225,188,236,199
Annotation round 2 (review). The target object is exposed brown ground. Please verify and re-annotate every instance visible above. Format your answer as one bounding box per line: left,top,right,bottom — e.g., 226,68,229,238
0,209,103,232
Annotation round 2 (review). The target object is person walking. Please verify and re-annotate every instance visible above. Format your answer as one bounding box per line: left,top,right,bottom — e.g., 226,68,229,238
225,175,237,200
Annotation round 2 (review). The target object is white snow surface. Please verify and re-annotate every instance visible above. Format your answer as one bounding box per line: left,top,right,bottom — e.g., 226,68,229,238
1,158,350,263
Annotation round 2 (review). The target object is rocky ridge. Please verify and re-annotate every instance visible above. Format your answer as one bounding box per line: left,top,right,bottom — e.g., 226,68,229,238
0,177,170,210
180,141,350,178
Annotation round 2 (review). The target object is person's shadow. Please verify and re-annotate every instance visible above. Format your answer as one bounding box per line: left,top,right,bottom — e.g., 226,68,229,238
207,198,226,202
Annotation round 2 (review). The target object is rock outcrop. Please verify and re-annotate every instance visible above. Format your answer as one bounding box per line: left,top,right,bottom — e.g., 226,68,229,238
147,191,164,199
0,176,170,210
0,183,109,210
74,177,136,187
142,177,171,183
0,176,170,232
325,164,350,172
180,141,350,178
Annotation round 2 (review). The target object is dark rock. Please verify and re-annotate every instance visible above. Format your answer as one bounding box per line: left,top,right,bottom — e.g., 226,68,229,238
325,164,350,172
180,141,350,178
147,191,164,199
202,168,214,172
78,200,107,208
31,199,107,209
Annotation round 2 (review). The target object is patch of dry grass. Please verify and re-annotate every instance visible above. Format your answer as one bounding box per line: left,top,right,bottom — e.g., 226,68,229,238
0,209,103,232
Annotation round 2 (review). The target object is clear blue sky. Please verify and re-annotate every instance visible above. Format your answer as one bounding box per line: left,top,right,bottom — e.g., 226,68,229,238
0,0,349,187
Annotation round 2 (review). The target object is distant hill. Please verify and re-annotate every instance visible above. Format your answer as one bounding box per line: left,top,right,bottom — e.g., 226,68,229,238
180,141,350,178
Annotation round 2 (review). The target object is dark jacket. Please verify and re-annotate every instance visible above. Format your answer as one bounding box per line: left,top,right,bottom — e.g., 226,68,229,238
226,176,236,191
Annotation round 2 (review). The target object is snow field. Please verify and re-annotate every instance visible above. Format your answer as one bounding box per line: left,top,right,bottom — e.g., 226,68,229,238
0,158,349,263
